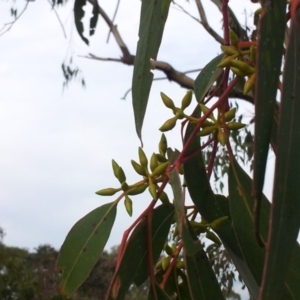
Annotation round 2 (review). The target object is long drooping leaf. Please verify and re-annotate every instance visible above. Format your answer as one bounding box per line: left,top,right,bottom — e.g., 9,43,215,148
259,10,300,300
74,0,89,45
252,0,287,243
183,106,261,297
194,54,224,103
229,157,300,299
169,170,224,300
57,202,117,297
132,0,171,141
106,204,174,300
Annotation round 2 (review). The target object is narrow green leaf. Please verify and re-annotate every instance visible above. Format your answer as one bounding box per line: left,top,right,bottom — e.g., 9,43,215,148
89,0,99,36
57,202,117,297
74,0,89,45
229,157,300,299
252,0,287,241
169,170,224,300
259,11,300,300
194,54,224,103
183,111,259,297
132,0,171,141
107,204,174,300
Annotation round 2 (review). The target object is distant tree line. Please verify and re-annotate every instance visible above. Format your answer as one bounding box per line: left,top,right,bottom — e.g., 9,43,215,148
0,228,148,300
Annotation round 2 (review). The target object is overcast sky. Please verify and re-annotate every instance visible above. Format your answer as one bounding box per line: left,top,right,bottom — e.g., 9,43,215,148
0,0,265,257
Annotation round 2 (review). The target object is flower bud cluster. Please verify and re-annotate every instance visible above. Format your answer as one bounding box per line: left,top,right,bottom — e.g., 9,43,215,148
218,29,257,94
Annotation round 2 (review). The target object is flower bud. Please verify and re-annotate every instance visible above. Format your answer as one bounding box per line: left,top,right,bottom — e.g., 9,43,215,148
151,161,169,177
230,60,255,75
159,117,177,132
148,182,157,200
226,122,246,130
159,191,170,205
127,184,148,195
162,256,171,270
159,134,168,155
161,92,175,109
150,153,158,172
206,230,221,245
138,147,148,168
197,126,216,137
117,167,126,183
176,260,185,269
96,187,120,196
131,160,147,176
181,90,193,110
164,243,174,256
217,129,227,146
243,73,256,94
124,195,133,217
111,159,120,178
229,29,239,47
221,45,239,56
209,216,228,231
224,107,236,122
217,54,239,68
121,181,129,192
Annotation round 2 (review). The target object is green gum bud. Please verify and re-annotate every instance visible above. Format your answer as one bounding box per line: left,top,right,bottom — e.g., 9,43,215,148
138,147,148,168
131,160,147,176
159,134,168,155
243,73,256,94
190,221,207,234
199,103,215,121
96,187,120,196
151,161,169,177
201,120,215,127
209,216,228,231
150,153,159,172
230,60,255,75
226,122,246,130
181,90,193,110
112,159,120,178
224,107,236,122
221,45,239,56
159,117,177,132
159,191,170,205
148,182,157,200
164,243,174,256
117,167,126,183
162,256,171,270
217,129,227,146
250,46,256,64
155,153,168,163
121,182,129,192
127,184,148,195
161,92,175,109
217,54,239,68
173,225,179,237
175,110,185,120
230,67,245,77
178,164,184,175
176,261,185,269
206,230,222,245
197,126,217,137
155,259,163,269
229,29,239,47
124,195,133,217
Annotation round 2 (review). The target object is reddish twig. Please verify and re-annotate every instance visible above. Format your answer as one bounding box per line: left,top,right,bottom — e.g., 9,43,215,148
207,139,219,179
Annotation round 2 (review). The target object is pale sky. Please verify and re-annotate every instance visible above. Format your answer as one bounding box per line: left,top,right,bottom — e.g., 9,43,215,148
0,0,262,257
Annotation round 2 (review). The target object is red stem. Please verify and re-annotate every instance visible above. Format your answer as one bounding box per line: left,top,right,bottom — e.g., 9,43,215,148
207,139,219,179
176,77,239,166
